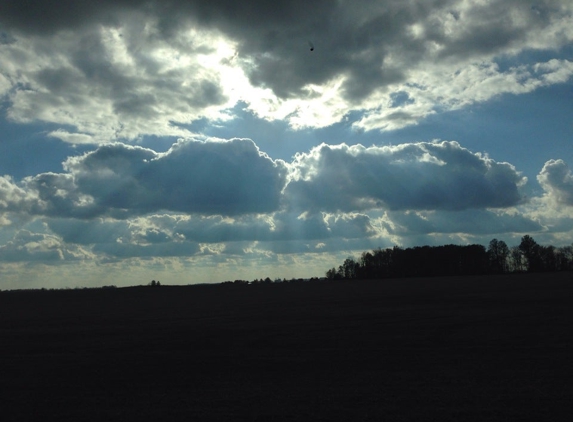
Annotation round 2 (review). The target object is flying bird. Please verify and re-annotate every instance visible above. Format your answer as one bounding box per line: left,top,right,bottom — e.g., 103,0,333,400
308,41,314,52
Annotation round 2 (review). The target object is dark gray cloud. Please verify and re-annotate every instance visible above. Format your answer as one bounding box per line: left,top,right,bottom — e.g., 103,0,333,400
46,218,129,245
0,1,329,36
285,141,527,212
537,159,573,206
2,0,569,104
210,0,444,100
24,173,106,219
69,138,284,216
7,138,287,218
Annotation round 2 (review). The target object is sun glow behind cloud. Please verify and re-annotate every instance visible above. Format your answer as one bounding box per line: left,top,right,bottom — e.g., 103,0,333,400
1,1,571,144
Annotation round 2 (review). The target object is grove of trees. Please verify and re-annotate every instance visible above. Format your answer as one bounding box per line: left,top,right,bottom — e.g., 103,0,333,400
326,235,573,280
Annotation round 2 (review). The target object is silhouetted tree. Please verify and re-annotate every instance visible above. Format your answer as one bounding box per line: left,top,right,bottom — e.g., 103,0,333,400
327,243,490,281
538,245,557,272
326,236,572,281
509,246,525,272
233,279,248,284
358,251,375,279
487,238,509,273
555,246,573,271
342,257,359,279
326,267,341,280
519,235,542,272
459,244,488,275
390,246,406,277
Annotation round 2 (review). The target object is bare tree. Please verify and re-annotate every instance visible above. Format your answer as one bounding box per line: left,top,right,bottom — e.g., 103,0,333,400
509,246,525,272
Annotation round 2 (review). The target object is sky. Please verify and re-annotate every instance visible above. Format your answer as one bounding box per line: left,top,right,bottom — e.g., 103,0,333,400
0,0,572,289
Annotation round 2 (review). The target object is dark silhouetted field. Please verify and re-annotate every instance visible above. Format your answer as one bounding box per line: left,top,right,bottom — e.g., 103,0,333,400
1,272,572,421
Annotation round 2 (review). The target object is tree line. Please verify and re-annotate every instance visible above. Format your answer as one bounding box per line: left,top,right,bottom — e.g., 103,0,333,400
326,235,573,280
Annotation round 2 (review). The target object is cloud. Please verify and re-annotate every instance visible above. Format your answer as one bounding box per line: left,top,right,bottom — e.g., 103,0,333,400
171,211,375,243
22,172,103,218
537,159,573,206
92,239,200,259
46,218,129,245
285,140,527,213
1,1,572,139
0,175,38,213
14,138,287,218
0,19,236,142
1,139,530,221
384,209,544,236
46,210,376,251
45,216,199,258
0,229,91,263
0,1,123,34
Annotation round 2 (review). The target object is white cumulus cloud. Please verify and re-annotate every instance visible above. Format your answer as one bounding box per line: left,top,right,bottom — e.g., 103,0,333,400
285,140,527,212
537,159,573,206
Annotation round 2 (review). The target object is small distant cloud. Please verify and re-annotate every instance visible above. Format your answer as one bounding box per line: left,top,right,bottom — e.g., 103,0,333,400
48,130,98,145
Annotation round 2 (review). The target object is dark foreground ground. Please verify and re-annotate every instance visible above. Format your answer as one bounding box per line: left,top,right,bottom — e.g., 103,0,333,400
1,273,572,421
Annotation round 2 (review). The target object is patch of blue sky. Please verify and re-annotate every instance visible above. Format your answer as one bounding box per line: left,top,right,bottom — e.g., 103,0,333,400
493,44,573,74
0,119,92,179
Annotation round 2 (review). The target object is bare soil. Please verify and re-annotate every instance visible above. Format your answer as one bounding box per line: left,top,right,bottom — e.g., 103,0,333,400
1,272,572,421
